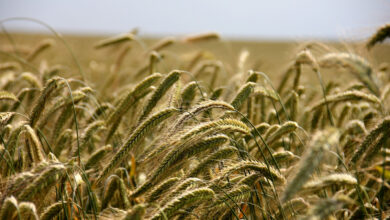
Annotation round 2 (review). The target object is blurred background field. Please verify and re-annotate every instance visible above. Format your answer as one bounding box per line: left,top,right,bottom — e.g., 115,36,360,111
1,0,389,88
1,32,389,85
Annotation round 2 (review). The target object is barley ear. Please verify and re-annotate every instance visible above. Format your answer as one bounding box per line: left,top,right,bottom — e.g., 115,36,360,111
302,195,352,220
138,70,181,122
173,101,234,131
133,134,228,198
183,32,220,43
350,117,390,165
302,173,357,192
309,90,381,112
24,125,45,163
281,131,329,203
18,202,39,220
85,145,112,170
54,129,72,157
101,175,119,210
0,196,18,220
26,38,54,61
367,24,390,49
149,37,176,52
180,81,197,109
122,204,146,220
18,164,66,201
150,188,215,220
72,120,105,156
0,91,19,102
95,33,134,49
266,121,298,146
0,112,16,129
188,146,237,177
20,72,42,89
40,201,68,220
107,72,162,126
231,82,256,110
29,77,62,127
147,177,180,202
97,108,178,183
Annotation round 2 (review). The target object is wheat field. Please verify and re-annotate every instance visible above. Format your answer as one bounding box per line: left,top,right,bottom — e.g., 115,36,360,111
0,25,390,219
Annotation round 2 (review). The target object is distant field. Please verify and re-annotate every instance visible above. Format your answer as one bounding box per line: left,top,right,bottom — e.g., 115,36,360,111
1,33,389,81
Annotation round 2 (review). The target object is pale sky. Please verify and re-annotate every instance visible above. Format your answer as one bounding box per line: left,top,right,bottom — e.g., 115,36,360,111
0,0,389,40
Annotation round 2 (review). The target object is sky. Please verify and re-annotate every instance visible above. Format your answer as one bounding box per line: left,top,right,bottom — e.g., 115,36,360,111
0,0,389,41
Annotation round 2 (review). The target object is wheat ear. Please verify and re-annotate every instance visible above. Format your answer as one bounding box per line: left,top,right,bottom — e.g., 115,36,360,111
0,91,18,102
231,82,256,110
183,32,220,43
18,164,66,201
53,129,72,157
281,131,329,203
95,33,134,49
0,196,18,220
24,125,45,163
214,160,285,184
138,70,180,122
179,81,197,109
29,77,62,127
72,120,105,156
302,173,357,192
147,177,180,202
97,108,178,183
85,145,112,170
26,38,54,61
350,117,390,165
132,134,228,198
266,121,298,146
367,24,390,49
20,72,42,89
173,100,234,131
309,90,381,112
122,204,146,220
150,187,215,220
107,73,162,126
40,201,68,220
302,195,351,220
18,202,39,220
149,37,176,52
188,146,237,178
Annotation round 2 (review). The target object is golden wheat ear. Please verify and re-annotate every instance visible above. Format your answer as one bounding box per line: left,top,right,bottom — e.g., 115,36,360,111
18,202,39,220
349,117,390,166
0,196,18,219
179,81,198,110
367,24,390,50
150,187,215,220
94,33,134,49
148,37,176,53
26,38,55,61
303,195,352,220
122,204,146,220
0,91,18,102
138,70,181,123
183,32,220,43
97,108,178,183
40,201,68,220
281,131,329,203
29,77,63,128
